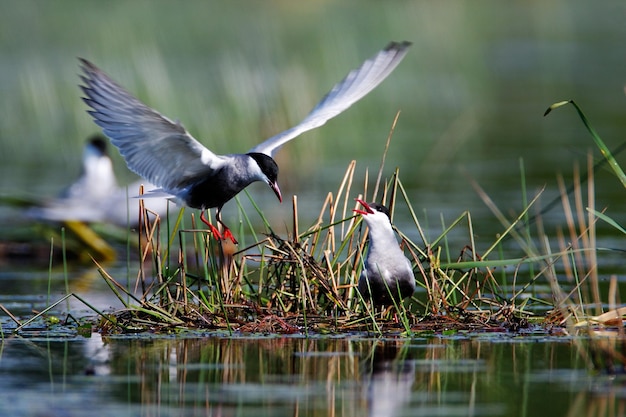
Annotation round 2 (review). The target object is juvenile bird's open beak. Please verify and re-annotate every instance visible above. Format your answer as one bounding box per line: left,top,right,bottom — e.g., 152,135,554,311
269,181,282,203
353,198,374,216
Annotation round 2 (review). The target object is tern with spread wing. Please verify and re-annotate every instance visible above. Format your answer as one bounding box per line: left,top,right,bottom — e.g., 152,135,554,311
80,41,411,243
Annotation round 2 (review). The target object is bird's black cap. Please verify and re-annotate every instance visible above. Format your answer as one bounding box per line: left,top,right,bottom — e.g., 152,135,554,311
247,152,279,183
367,202,391,219
88,134,108,156
247,152,282,202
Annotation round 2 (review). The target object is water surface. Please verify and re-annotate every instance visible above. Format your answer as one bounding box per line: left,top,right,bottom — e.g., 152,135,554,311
0,332,616,417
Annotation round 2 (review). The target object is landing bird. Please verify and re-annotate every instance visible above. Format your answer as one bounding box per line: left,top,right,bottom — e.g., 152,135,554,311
354,199,416,306
27,135,170,227
79,41,411,243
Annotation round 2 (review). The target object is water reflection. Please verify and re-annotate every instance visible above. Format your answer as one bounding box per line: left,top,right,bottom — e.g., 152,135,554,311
361,340,415,417
1,334,625,416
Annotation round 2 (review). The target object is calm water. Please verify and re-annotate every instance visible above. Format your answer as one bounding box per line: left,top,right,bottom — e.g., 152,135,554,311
0,332,618,417
1,2,626,416
0,262,621,417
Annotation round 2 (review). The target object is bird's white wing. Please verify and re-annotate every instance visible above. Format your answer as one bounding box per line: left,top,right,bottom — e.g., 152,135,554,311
80,58,225,193
248,41,411,157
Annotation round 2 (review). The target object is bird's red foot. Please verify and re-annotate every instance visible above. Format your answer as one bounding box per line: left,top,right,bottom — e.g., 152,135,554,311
222,228,238,245
206,222,223,241
200,211,238,244
200,211,222,240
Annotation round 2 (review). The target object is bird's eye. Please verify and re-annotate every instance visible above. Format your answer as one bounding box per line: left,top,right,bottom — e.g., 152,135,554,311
370,204,391,219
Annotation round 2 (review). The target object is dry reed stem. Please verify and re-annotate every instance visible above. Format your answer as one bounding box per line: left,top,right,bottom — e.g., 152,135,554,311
76,114,560,334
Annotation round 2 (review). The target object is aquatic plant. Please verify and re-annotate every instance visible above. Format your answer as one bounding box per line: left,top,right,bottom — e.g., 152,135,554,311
4,104,623,341
542,100,626,374
84,115,551,335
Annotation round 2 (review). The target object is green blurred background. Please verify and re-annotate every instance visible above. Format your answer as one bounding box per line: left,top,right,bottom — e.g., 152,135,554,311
1,0,625,245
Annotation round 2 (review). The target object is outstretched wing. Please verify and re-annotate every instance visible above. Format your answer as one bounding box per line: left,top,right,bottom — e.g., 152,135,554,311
79,58,225,193
248,41,411,157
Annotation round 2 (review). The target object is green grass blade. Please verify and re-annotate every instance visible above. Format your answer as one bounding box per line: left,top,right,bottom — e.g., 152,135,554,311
587,208,626,234
545,100,626,188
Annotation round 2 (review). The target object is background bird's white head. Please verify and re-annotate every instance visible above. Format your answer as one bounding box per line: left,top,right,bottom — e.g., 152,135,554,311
78,135,117,197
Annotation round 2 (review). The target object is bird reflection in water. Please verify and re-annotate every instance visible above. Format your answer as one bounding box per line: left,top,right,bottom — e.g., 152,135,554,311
361,340,415,417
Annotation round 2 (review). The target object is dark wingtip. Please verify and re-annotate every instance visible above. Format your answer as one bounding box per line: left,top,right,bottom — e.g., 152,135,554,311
78,57,94,71
385,40,412,52
78,58,104,81
78,59,97,94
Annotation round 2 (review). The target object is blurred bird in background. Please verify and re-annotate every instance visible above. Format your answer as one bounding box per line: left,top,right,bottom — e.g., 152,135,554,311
27,135,170,228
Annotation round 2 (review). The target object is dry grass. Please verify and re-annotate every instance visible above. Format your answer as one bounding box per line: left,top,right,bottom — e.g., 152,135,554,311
92,154,535,335
4,104,624,343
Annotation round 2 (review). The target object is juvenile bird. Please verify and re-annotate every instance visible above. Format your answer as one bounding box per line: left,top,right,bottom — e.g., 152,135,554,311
79,41,411,243
354,199,416,306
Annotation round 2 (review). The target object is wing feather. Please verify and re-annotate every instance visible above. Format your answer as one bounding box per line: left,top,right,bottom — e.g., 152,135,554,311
248,41,411,156
79,58,224,193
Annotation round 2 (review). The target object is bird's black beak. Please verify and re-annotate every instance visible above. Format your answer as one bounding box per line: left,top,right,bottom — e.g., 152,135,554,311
353,198,374,215
269,181,282,203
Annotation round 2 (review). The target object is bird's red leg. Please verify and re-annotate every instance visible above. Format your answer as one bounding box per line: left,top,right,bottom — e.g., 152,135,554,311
216,208,238,245
200,210,223,241
221,228,238,245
